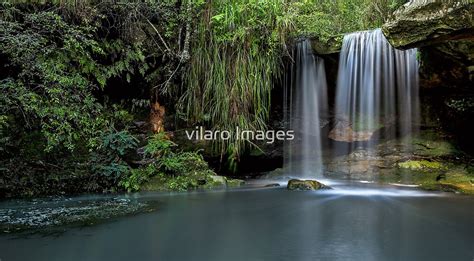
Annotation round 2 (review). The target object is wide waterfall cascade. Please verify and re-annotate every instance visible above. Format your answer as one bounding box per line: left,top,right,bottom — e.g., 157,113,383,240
284,39,328,179
333,29,419,145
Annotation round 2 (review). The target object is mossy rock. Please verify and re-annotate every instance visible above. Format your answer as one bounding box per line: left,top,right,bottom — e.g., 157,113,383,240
287,179,330,191
397,160,446,171
391,163,474,195
226,178,245,188
310,34,343,54
141,173,233,192
402,131,460,157
382,1,474,49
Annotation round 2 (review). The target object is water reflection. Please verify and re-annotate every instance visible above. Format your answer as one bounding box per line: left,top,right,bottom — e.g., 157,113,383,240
1,187,473,261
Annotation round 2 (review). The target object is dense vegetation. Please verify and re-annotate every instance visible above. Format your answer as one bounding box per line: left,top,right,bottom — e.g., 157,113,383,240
0,0,404,197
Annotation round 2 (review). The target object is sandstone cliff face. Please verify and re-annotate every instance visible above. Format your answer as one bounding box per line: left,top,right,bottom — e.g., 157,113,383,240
382,0,473,49
381,0,473,86
382,0,473,149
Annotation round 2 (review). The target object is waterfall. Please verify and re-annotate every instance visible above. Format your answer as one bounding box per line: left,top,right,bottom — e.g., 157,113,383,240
332,29,419,146
282,30,419,181
284,39,328,179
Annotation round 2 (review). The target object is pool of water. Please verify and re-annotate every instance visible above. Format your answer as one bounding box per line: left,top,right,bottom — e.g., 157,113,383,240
1,185,473,261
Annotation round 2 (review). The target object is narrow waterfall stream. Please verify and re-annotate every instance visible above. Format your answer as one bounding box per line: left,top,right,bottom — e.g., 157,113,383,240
284,39,328,179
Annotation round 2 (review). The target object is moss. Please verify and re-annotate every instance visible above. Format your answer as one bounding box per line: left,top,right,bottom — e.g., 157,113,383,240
418,169,474,195
436,168,474,194
141,172,229,192
226,178,245,188
413,140,458,157
383,1,473,48
140,175,169,191
384,162,474,195
403,130,459,157
310,34,343,54
397,160,446,170
287,179,330,191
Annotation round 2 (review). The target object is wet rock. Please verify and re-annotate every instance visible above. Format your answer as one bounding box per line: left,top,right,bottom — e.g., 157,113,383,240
226,178,245,188
310,35,343,54
133,121,147,128
0,198,158,234
208,175,227,187
265,183,280,188
287,179,330,191
380,1,474,151
382,1,473,49
326,158,384,178
328,120,374,142
397,160,446,171
324,129,474,194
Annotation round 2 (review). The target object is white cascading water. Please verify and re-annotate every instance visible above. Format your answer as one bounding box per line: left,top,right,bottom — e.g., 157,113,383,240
283,30,419,182
284,39,328,179
334,29,419,146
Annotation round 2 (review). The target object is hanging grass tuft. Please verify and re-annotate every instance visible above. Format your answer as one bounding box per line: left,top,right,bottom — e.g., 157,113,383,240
180,0,293,170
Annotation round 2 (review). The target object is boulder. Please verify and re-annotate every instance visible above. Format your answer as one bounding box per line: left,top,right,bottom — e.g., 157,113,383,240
226,178,245,188
382,1,474,49
287,179,330,191
328,120,375,142
209,175,226,186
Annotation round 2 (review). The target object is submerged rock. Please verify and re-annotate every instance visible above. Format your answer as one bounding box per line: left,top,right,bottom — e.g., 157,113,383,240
265,183,280,188
287,179,330,191
0,197,159,234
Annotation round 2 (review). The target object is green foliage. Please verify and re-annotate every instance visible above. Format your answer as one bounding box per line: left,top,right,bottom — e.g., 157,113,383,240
446,98,474,113
0,0,409,196
0,5,148,152
158,151,212,176
143,132,176,157
290,0,406,41
164,174,200,191
99,130,138,156
90,130,138,184
119,132,216,192
180,0,403,169
181,0,293,169
119,165,155,192
0,1,209,196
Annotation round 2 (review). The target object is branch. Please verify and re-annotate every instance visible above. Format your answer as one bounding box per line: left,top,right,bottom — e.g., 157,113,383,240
180,1,193,61
143,16,172,54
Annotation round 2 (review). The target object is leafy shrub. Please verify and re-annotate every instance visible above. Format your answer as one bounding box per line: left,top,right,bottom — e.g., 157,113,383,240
0,3,155,195
119,132,215,192
119,165,155,192
0,4,150,153
143,132,176,157
90,130,138,185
